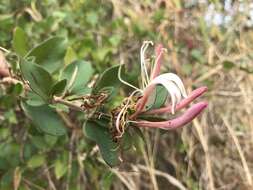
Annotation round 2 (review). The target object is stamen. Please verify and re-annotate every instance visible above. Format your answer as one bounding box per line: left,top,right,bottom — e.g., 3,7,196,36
115,90,140,138
140,41,153,88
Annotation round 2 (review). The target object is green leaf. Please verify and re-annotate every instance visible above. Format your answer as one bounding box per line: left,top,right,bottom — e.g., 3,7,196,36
101,171,115,190
70,87,92,96
27,154,46,169
64,46,77,65
8,83,23,96
54,159,67,179
30,136,48,150
21,102,67,136
20,58,54,101
83,120,119,167
93,65,121,94
44,135,58,147
191,49,205,64
223,60,235,70
0,170,13,189
4,110,17,124
86,12,98,26
109,35,121,47
12,27,28,56
145,85,168,111
61,60,93,93
26,37,67,73
121,131,133,151
50,79,67,96
26,91,46,106
151,85,168,109
129,127,145,153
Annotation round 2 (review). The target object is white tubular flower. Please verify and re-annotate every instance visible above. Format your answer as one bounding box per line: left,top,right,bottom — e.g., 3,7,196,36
150,76,184,114
151,73,187,98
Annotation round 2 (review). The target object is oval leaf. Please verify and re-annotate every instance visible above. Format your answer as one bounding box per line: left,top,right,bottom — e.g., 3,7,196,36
21,102,67,136
93,65,121,100
50,79,67,96
61,60,93,93
20,58,54,101
26,37,67,73
12,27,29,56
83,120,119,167
27,154,46,169
146,85,168,111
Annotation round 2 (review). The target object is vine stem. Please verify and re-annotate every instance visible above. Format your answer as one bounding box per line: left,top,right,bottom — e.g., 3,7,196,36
53,96,84,112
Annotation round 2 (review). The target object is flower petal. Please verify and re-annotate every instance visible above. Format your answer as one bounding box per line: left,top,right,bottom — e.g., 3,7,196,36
150,44,164,80
152,73,187,98
145,86,208,115
134,101,208,130
150,75,184,114
132,73,186,117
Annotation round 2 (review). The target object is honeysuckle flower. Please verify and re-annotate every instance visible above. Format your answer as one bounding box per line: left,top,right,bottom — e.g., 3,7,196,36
115,41,207,136
133,101,208,130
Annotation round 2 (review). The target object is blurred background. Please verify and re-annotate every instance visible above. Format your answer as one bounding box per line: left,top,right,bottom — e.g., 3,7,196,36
0,0,253,189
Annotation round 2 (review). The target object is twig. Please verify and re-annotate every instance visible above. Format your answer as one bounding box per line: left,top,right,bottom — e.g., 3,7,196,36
0,46,11,53
193,119,215,190
194,64,223,83
0,77,24,85
65,130,77,190
110,168,136,190
136,164,188,190
221,115,252,186
57,111,77,129
43,164,57,190
22,178,45,190
77,152,87,187
53,96,84,112
142,131,159,190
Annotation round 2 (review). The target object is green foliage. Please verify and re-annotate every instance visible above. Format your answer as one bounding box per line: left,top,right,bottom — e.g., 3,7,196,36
50,79,67,96
27,154,46,169
21,102,67,136
61,60,93,95
83,120,119,167
223,60,235,70
145,85,168,111
20,58,54,101
54,159,67,179
93,64,121,93
93,64,122,103
12,27,29,56
26,37,67,73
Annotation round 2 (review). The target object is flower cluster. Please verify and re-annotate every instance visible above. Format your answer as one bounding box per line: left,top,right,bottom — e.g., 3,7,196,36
114,41,208,138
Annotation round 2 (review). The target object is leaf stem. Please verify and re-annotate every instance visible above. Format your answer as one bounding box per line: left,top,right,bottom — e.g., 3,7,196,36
53,96,84,112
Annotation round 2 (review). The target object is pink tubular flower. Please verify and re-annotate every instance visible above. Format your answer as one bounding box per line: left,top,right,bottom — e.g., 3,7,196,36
117,41,208,133
134,101,208,130
145,86,208,115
